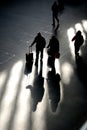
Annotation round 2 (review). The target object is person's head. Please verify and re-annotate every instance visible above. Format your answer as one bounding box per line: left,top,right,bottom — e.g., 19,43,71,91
52,35,56,39
53,1,57,5
76,30,81,36
37,32,41,37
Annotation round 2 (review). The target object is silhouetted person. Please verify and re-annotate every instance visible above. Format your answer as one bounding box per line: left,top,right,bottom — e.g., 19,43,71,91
26,64,44,112
30,32,46,66
47,36,60,71
51,1,59,29
47,70,61,112
72,30,84,58
47,35,60,57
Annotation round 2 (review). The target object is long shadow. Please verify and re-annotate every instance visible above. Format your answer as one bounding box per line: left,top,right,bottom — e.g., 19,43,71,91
75,56,87,129
26,62,44,112
0,60,19,106
76,56,87,87
46,69,61,112
75,32,87,88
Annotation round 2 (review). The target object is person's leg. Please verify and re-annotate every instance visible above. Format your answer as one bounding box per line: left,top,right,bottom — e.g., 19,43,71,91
48,56,55,70
51,56,55,72
40,49,43,63
52,13,55,26
55,15,59,25
35,49,39,66
75,46,79,55
55,15,59,31
75,45,79,59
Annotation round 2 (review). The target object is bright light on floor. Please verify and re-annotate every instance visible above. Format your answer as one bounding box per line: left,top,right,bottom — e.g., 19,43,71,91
55,59,60,74
0,71,7,91
43,48,48,79
67,27,75,59
0,58,47,130
61,62,73,84
0,61,23,130
82,20,87,32
67,21,86,58
79,121,87,130
12,76,31,130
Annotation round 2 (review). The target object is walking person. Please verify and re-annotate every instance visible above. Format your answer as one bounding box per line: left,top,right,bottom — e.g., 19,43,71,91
51,1,59,29
72,30,84,58
47,35,60,71
30,32,46,66
47,35,60,57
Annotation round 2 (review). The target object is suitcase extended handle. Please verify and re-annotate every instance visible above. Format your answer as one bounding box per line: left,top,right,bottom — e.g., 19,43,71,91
29,46,32,53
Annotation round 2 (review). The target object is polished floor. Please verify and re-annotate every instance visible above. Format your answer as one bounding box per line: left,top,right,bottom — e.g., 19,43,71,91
0,0,87,130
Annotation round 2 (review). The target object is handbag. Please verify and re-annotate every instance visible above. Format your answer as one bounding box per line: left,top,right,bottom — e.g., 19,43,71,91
55,52,60,58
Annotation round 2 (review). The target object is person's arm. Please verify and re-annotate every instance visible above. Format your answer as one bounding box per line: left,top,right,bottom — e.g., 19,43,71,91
29,38,36,47
47,39,51,48
72,35,76,41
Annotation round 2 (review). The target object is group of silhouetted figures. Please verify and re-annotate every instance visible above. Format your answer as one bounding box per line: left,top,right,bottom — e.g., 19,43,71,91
29,31,84,69
26,30,61,112
29,0,84,67
25,0,84,112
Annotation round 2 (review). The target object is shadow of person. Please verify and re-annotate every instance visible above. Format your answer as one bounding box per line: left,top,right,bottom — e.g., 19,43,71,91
76,55,87,88
46,69,61,112
26,63,44,112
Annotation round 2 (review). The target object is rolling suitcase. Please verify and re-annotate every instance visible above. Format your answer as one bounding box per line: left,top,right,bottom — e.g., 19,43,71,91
26,48,33,62
24,47,33,75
